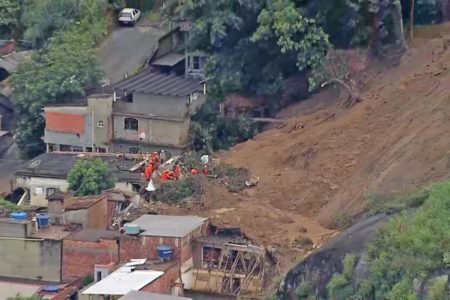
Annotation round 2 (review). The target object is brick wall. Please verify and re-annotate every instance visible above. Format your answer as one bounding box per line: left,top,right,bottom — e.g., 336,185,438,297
140,263,179,294
119,224,206,264
62,239,118,280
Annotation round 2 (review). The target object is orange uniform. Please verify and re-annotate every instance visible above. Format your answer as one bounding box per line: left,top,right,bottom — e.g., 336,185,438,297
160,170,170,180
202,165,209,174
144,164,153,180
191,168,199,175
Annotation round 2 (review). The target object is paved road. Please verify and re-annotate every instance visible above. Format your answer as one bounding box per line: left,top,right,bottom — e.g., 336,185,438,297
97,20,167,84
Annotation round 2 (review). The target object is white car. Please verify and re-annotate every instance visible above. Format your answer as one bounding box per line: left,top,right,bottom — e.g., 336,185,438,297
118,8,141,26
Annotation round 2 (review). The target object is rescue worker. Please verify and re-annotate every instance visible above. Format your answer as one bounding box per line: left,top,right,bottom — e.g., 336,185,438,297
144,163,153,181
174,162,182,180
160,150,166,164
160,170,171,180
191,168,199,175
151,152,160,169
202,165,209,175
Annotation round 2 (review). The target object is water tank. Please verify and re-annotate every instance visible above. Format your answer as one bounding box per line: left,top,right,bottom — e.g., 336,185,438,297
124,223,140,235
36,214,50,229
10,211,27,220
156,245,173,261
41,285,59,292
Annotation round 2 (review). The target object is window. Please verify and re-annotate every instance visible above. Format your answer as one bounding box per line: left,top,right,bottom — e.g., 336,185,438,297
129,147,139,154
72,146,83,152
86,147,93,152
60,145,71,151
193,56,200,70
123,93,133,103
124,118,138,130
96,271,102,282
97,147,106,153
35,187,44,195
131,183,141,192
97,121,104,128
46,188,57,197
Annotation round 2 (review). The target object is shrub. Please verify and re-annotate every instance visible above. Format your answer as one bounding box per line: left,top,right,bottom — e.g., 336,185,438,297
154,176,202,203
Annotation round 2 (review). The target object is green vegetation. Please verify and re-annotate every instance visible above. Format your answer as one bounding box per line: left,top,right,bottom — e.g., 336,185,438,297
357,182,450,298
0,197,20,211
67,158,115,196
365,188,429,216
326,254,357,299
7,295,42,300
7,0,106,157
154,176,202,203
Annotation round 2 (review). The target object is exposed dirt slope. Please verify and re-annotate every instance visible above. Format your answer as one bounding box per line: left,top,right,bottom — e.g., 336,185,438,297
160,27,450,272
221,30,450,234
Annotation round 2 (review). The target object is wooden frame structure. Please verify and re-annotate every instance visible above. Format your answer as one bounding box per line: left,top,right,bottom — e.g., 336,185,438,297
191,239,267,296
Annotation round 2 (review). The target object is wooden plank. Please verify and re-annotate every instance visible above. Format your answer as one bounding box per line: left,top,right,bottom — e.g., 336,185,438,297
250,117,286,124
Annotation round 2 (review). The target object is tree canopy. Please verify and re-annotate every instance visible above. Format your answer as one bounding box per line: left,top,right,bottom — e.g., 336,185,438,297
67,158,115,196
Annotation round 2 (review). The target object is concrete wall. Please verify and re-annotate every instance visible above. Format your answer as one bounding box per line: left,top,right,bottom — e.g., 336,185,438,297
88,95,113,150
113,114,190,147
63,238,119,280
64,197,107,229
0,238,61,282
141,263,179,294
155,29,183,60
115,93,188,119
0,219,34,238
15,176,69,207
44,112,93,149
15,176,136,207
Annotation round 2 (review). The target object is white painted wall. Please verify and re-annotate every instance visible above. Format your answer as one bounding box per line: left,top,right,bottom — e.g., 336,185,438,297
15,176,136,207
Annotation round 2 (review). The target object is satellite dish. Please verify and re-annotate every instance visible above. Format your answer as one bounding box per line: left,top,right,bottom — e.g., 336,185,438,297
28,159,41,168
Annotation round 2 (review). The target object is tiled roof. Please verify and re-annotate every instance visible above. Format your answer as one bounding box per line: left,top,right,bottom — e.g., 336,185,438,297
113,70,202,97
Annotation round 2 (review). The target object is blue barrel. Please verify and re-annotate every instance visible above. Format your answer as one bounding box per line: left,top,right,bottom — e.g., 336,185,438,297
156,245,173,260
41,285,59,292
10,211,27,220
36,214,50,228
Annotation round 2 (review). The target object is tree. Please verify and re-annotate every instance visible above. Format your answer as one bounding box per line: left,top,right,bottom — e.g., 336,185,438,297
251,0,331,91
67,158,115,196
0,0,20,38
11,27,103,157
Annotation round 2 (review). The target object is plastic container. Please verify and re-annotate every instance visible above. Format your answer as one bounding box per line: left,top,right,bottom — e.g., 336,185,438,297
124,223,140,235
156,245,173,260
36,214,50,228
10,211,27,220
41,285,59,292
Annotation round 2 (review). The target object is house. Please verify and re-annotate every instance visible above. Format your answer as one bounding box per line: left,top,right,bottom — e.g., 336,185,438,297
111,25,208,155
0,278,79,300
47,193,108,229
80,259,180,300
190,228,269,296
0,215,71,283
119,291,192,300
62,229,121,280
103,189,139,229
43,94,114,153
112,71,206,154
14,152,142,207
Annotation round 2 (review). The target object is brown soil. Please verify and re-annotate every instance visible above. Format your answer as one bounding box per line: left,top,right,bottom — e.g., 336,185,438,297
159,24,450,273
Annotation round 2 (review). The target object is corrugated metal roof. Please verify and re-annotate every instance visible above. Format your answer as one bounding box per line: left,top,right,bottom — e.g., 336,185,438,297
82,263,163,295
130,215,207,237
113,70,202,97
15,153,142,182
119,291,192,300
152,53,185,67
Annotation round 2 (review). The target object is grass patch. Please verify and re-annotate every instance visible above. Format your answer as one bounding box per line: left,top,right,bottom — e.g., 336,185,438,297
328,211,353,229
365,188,429,216
0,198,20,211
